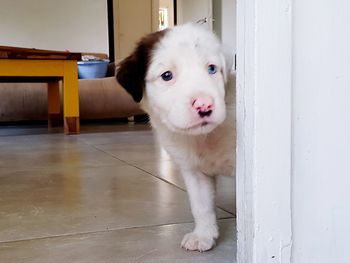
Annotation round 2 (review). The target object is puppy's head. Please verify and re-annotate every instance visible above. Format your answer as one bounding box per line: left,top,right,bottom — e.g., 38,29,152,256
116,23,227,135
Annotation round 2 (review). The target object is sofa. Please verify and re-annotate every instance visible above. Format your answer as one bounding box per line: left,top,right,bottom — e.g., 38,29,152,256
0,62,144,122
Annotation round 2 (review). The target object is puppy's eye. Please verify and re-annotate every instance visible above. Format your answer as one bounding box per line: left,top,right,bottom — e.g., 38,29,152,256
208,64,217,75
161,71,173,81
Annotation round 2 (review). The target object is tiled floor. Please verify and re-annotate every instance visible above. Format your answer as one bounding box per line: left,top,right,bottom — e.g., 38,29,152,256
0,123,236,262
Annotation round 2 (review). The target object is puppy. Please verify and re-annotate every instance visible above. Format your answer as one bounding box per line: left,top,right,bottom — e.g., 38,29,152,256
116,23,235,252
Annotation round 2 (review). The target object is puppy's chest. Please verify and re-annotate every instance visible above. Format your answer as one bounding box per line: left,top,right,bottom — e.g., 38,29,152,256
193,145,234,176
165,136,234,177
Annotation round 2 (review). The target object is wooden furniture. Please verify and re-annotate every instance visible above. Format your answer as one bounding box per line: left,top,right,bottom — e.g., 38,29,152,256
0,46,81,134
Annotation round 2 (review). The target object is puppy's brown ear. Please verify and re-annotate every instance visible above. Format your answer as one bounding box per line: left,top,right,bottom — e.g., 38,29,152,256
116,29,168,103
116,53,144,102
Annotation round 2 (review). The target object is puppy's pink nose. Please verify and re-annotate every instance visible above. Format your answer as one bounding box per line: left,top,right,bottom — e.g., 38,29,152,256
192,96,214,118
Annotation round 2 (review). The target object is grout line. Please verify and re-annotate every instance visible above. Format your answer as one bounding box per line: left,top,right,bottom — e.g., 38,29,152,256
2,127,236,244
90,145,186,191
123,162,236,217
88,138,236,213
131,164,236,216
130,165,187,191
89,145,236,217
216,207,236,217
0,218,235,245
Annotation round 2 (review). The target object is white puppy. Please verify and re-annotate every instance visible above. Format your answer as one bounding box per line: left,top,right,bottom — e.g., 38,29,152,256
116,23,235,252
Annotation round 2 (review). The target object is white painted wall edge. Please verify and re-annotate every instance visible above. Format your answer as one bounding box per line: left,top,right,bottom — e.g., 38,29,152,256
236,0,293,262
0,0,108,53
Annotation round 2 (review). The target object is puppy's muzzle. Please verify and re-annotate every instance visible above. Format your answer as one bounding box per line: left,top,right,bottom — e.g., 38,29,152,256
192,96,214,118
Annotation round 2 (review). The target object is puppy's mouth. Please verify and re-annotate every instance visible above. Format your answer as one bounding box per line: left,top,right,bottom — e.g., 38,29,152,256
173,120,217,134
191,121,210,128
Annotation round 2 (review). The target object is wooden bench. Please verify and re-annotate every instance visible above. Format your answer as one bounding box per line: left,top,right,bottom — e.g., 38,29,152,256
0,46,81,134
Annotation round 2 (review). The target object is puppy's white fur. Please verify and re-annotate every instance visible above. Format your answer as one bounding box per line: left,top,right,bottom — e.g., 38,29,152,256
117,23,235,252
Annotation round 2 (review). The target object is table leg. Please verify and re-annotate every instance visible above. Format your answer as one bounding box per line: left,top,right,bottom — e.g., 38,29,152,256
63,61,80,134
47,81,61,127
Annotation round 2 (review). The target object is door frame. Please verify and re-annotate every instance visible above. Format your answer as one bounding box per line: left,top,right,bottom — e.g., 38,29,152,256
107,0,115,62
236,0,293,262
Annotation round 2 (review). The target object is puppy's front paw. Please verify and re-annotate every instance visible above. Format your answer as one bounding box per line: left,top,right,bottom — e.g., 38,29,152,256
181,232,216,252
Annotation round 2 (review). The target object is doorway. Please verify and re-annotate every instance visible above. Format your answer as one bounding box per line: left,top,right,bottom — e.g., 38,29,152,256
158,0,175,29
174,0,236,71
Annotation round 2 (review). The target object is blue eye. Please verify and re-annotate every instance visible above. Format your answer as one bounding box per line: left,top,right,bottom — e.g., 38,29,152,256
161,71,173,81
208,64,217,74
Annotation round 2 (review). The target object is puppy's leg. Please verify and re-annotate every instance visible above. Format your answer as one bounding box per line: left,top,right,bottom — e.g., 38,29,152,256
181,170,218,252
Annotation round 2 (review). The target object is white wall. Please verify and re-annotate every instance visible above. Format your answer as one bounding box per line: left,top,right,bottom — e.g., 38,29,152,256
292,0,350,262
236,0,293,261
237,0,350,262
213,0,236,60
0,0,108,54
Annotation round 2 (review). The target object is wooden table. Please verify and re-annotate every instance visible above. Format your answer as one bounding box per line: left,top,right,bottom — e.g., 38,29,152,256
0,46,82,134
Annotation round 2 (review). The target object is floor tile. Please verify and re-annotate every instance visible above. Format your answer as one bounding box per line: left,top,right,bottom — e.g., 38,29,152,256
216,176,236,214
77,128,154,147
0,123,236,261
95,143,171,165
0,132,80,148
0,124,61,137
0,165,232,243
0,142,124,169
134,160,185,189
134,161,236,214
0,219,236,263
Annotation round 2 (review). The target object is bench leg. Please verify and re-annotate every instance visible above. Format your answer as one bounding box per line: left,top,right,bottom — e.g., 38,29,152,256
47,81,61,127
63,61,80,134
64,117,80,134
